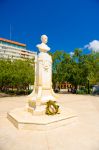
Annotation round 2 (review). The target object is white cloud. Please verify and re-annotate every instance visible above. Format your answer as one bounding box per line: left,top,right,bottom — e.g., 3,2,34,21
84,44,89,49
85,40,99,52
70,51,74,56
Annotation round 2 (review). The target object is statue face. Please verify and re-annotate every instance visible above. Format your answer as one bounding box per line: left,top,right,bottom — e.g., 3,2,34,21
41,35,48,44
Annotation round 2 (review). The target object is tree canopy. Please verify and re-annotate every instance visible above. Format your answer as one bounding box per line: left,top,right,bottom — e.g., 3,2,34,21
51,49,99,89
0,59,34,92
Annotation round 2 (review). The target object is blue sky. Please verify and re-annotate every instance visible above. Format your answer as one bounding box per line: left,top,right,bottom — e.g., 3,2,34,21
0,0,99,54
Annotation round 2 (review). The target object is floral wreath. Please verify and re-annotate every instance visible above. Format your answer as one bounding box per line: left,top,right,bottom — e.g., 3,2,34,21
46,100,60,115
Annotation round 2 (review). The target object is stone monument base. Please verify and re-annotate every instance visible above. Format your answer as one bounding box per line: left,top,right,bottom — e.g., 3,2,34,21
27,105,46,115
7,107,77,130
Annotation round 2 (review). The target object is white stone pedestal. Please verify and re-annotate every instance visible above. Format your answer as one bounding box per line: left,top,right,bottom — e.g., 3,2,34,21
28,52,56,104
7,107,77,130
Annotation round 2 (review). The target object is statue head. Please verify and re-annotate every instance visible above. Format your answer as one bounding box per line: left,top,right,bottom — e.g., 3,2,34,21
36,35,50,52
41,35,48,44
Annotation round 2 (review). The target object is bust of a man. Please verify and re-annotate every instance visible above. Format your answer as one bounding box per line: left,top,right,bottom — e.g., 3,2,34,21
36,35,50,52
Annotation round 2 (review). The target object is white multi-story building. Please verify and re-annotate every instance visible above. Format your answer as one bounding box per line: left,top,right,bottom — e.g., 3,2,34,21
0,38,37,60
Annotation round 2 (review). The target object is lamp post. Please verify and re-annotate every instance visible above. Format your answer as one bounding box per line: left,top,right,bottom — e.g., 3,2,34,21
88,79,90,94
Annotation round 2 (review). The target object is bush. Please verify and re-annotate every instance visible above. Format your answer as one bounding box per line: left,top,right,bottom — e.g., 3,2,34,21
1,89,33,96
5,90,16,95
27,89,33,94
76,90,85,94
76,86,92,94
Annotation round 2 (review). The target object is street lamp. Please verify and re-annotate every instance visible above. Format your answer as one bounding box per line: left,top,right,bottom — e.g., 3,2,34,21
88,79,90,94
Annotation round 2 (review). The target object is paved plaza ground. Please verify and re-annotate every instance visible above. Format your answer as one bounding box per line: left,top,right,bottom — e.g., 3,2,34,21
0,94,99,150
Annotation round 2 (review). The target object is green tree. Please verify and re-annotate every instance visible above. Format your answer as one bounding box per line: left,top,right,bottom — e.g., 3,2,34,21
0,58,34,92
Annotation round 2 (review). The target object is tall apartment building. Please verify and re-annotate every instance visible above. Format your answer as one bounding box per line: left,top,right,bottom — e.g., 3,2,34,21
0,38,37,60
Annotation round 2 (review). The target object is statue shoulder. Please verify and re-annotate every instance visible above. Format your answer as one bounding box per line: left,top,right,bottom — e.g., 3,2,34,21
36,43,50,52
